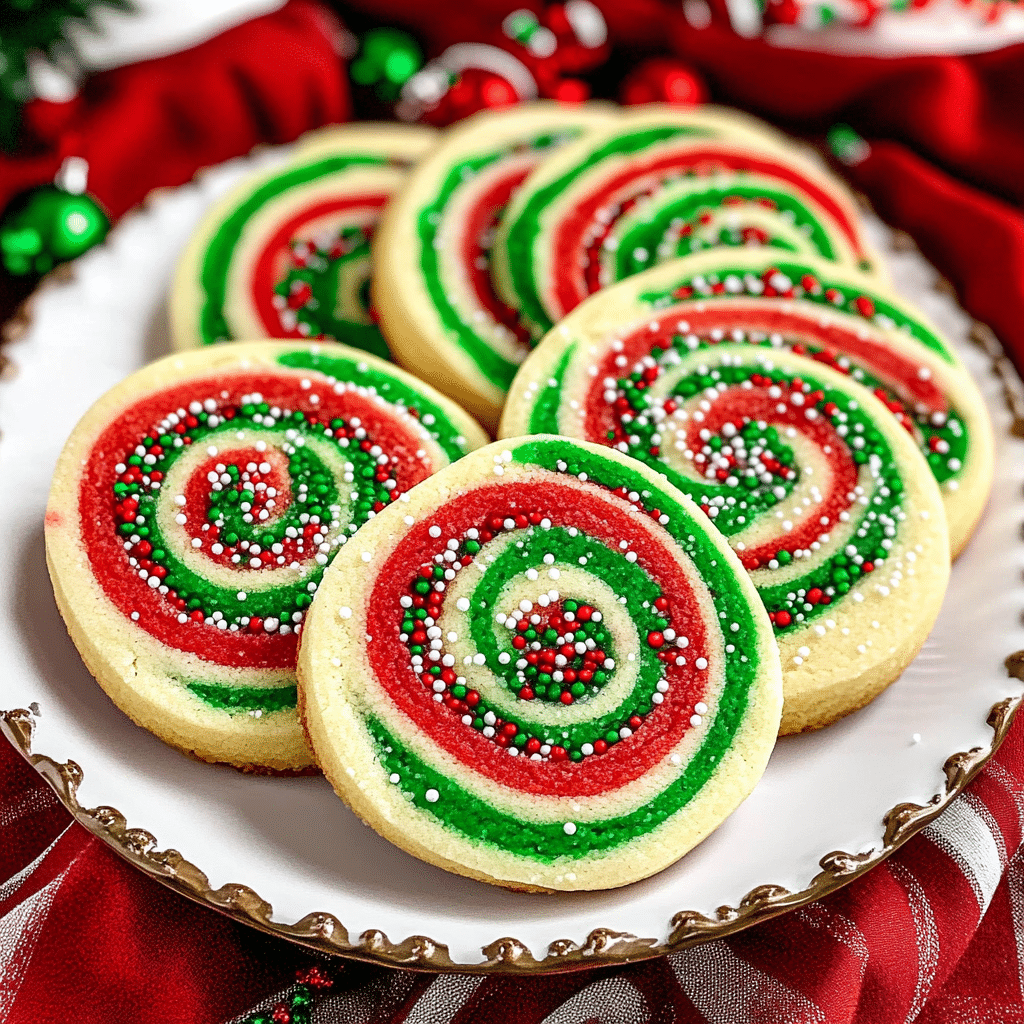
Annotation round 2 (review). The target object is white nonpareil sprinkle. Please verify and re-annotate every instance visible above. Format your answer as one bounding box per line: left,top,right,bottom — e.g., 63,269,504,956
339,607,352,619
456,597,470,612
389,773,401,784
425,788,440,803
563,822,577,835
695,657,708,670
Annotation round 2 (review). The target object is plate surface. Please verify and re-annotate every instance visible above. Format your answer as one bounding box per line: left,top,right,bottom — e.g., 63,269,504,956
2,150,1023,972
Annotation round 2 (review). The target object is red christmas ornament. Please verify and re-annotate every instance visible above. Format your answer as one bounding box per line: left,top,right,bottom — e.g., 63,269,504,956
397,2,609,126
541,0,610,74
761,0,802,24
412,65,520,126
502,4,604,101
620,56,707,107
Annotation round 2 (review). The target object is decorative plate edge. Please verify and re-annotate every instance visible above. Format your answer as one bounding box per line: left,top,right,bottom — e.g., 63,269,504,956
3,185,1024,974
3,686,1020,975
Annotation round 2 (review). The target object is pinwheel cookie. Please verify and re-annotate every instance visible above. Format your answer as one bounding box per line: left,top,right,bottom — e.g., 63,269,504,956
171,124,437,359
45,341,486,772
373,102,616,429
502,284,952,734
502,252,991,559
298,437,783,890
492,106,884,340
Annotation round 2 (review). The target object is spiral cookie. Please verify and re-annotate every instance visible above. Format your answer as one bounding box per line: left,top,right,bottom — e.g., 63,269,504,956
373,102,616,429
45,341,487,772
171,124,437,358
502,295,951,734
298,437,783,890
492,107,883,340
503,253,991,559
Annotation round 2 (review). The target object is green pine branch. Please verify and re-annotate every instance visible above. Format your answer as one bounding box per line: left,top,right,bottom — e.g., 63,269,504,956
0,0,133,152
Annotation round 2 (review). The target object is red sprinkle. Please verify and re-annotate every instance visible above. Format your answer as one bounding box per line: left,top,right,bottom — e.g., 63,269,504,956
855,295,875,317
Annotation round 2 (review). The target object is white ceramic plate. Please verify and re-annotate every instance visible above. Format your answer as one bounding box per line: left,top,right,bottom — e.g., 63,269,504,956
2,151,1022,972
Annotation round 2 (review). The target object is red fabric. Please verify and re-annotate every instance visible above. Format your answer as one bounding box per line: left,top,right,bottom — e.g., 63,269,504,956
1,0,350,220
654,13,1024,385
4,715,1024,1022
839,139,1024,380
0,736,306,1022
662,25,1024,207
658,14,1024,382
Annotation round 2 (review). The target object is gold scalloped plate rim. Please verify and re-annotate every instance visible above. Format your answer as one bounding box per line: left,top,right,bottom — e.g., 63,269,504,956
2,683,1022,974
4,180,1024,972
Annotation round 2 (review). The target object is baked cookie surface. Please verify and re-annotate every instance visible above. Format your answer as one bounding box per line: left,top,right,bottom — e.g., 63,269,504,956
373,102,616,429
501,252,990,558
501,279,952,734
171,124,437,358
298,437,782,890
45,340,486,771
492,106,884,341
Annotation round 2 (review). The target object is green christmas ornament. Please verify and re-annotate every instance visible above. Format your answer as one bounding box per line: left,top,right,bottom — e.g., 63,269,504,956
828,123,871,166
350,28,423,100
1,185,108,275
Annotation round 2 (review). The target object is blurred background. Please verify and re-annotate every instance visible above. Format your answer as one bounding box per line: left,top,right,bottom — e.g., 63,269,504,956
1,0,1023,364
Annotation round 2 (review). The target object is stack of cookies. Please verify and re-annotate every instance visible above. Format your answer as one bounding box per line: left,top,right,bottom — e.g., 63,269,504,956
45,103,993,891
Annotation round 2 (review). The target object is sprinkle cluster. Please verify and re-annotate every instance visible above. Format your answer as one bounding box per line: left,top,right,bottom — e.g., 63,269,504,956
593,348,909,631
272,226,373,339
619,286,967,486
591,189,811,291
607,346,800,530
393,505,701,763
113,390,403,633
